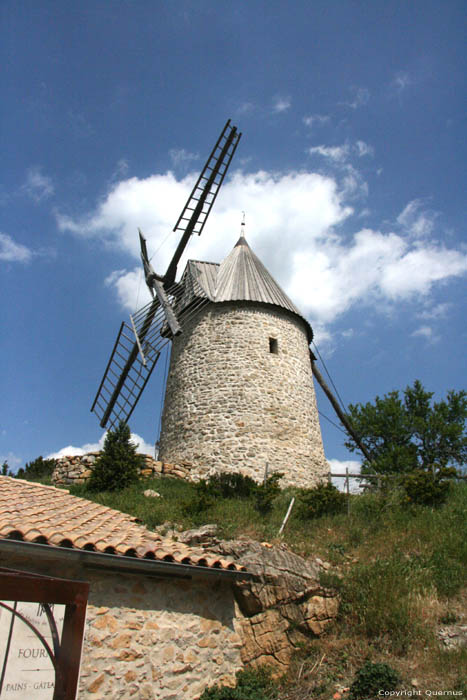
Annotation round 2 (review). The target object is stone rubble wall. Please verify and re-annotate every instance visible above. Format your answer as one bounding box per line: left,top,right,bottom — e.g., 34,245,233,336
159,303,329,489
52,450,326,488
52,453,199,486
80,571,243,699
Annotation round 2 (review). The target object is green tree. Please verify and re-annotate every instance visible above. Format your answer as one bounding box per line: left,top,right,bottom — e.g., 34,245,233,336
16,456,57,481
88,421,144,492
345,380,467,475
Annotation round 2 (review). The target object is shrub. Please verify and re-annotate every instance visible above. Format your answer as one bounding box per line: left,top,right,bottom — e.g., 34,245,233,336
182,480,216,518
88,421,143,492
253,473,283,515
2,461,12,476
206,472,257,499
296,482,346,520
183,472,283,519
16,456,57,481
349,661,401,699
400,467,457,507
199,667,278,700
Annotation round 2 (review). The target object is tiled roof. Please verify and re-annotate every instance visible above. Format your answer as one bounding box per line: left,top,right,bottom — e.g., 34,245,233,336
0,477,244,572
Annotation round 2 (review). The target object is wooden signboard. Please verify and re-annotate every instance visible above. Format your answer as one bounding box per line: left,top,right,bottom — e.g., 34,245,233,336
0,568,89,700
0,601,65,697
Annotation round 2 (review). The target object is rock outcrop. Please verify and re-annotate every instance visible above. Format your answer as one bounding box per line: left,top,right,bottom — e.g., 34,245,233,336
178,529,339,672
437,624,467,649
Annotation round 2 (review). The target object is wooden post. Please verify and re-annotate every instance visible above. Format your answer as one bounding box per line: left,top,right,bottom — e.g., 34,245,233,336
311,358,373,464
345,467,350,516
278,497,295,536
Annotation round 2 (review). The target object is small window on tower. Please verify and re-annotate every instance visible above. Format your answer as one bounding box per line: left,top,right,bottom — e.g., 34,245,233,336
269,337,278,354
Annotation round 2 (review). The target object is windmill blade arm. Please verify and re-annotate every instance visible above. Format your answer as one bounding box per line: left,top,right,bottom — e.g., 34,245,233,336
164,119,241,286
152,278,181,337
139,229,181,337
311,354,373,463
139,229,158,295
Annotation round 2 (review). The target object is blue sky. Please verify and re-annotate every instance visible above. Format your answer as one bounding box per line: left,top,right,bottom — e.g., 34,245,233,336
1,0,466,475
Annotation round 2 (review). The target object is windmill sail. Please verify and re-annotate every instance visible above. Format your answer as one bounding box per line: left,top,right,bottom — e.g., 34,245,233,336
91,296,168,430
91,119,241,430
164,119,241,286
91,272,212,429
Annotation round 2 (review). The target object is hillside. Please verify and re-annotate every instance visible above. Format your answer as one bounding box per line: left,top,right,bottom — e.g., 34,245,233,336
65,475,467,697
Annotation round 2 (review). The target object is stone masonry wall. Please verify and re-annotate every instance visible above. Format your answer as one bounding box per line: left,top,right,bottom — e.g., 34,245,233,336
52,453,192,486
159,302,328,488
1,550,243,699
52,453,214,486
80,571,243,699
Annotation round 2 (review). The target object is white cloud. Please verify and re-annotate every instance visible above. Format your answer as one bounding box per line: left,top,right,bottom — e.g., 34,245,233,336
411,325,440,344
111,159,129,181
169,148,199,168
397,199,435,238
308,144,350,162
308,141,373,163
22,166,54,202
392,71,412,93
303,114,330,128
328,459,362,492
419,302,452,320
340,164,368,199
355,140,374,158
380,246,467,299
272,95,291,113
343,87,370,109
105,267,152,312
47,431,155,459
236,101,255,115
0,232,33,263
341,329,354,339
57,168,467,336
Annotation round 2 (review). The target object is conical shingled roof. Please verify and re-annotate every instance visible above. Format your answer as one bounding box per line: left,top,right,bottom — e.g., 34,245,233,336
181,235,313,340
215,234,300,310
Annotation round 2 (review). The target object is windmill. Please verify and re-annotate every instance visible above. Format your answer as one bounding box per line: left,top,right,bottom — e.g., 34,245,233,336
91,120,242,433
91,120,371,487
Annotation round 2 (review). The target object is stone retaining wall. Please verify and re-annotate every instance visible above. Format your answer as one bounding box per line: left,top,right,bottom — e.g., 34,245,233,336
52,453,200,486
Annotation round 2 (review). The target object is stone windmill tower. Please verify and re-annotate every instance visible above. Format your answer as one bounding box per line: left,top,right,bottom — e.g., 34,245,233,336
92,121,329,488
158,228,328,488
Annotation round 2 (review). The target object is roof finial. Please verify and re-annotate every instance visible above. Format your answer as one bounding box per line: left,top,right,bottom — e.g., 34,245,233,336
234,211,248,247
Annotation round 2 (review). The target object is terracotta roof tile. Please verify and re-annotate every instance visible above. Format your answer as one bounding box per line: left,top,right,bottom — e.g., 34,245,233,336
0,477,245,572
